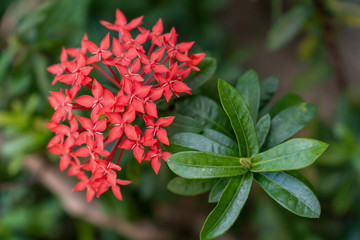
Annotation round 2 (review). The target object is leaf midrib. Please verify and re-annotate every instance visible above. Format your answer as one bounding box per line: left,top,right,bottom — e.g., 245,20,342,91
204,175,246,236
259,173,315,215
224,87,249,157
251,144,322,167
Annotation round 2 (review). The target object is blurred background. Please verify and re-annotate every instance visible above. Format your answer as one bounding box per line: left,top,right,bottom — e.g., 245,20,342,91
1,0,360,239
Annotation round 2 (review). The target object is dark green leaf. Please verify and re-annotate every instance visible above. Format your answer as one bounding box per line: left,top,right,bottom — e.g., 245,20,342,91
167,114,203,137
167,177,217,196
202,129,238,151
251,138,328,172
176,96,233,137
259,76,278,110
168,132,239,157
200,173,253,240
185,57,217,90
235,70,260,121
167,151,248,179
269,94,304,118
266,5,309,51
263,103,317,149
208,178,230,203
256,114,271,149
254,172,320,218
218,79,259,157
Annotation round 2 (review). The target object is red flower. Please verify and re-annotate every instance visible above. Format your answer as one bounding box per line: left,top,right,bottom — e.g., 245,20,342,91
47,9,205,201
84,33,112,64
144,143,171,174
143,115,175,145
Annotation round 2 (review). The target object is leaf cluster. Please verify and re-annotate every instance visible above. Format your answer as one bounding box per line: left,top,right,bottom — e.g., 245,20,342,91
166,70,328,239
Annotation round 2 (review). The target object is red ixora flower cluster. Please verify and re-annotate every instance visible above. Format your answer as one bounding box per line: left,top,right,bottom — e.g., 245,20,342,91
46,9,205,202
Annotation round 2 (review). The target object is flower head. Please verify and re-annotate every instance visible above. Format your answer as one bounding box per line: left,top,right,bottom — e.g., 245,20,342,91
47,9,205,201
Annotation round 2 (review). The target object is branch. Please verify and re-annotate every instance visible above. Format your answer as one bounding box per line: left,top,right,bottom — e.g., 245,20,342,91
22,155,172,240
314,0,348,91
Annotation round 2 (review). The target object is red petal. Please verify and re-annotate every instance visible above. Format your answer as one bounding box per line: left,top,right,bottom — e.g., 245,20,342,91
156,128,169,145
177,42,194,52
133,145,144,162
100,33,110,50
95,118,107,132
108,126,123,142
92,79,104,100
73,182,87,191
86,187,95,202
74,147,90,157
111,185,123,200
157,116,175,127
151,47,165,63
126,16,143,30
130,59,141,74
75,95,95,108
151,156,161,174
115,9,127,26
106,112,122,124
84,40,99,53
145,102,158,118
152,18,163,34
172,81,191,93
161,152,171,161
116,179,131,185
143,115,156,126
119,139,135,149
124,125,138,140
77,116,94,130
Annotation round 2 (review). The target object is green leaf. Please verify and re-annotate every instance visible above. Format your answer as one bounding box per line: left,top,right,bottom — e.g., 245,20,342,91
176,96,233,137
167,114,203,137
168,133,239,157
218,79,259,157
263,103,317,149
254,172,320,218
259,76,278,110
251,138,328,172
167,151,248,179
235,70,260,121
185,57,217,90
202,129,238,151
200,173,253,240
208,178,230,203
256,114,271,149
266,5,309,51
167,177,217,196
269,94,304,118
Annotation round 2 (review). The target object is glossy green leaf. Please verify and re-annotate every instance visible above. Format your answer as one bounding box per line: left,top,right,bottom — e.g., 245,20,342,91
185,57,217,90
266,5,309,51
168,132,239,157
263,103,317,149
254,172,320,218
202,129,238,151
167,151,248,179
259,76,278,110
218,79,259,157
200,173,253,240
167,114,203,137
208,178,230,203
176,96,233,137
251,138,328,172
256,114,271,149
269,94,304,118
235,70,260,121
167,177,217,196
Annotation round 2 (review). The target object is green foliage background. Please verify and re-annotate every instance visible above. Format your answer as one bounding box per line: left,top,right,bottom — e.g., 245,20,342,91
0,0,360,239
